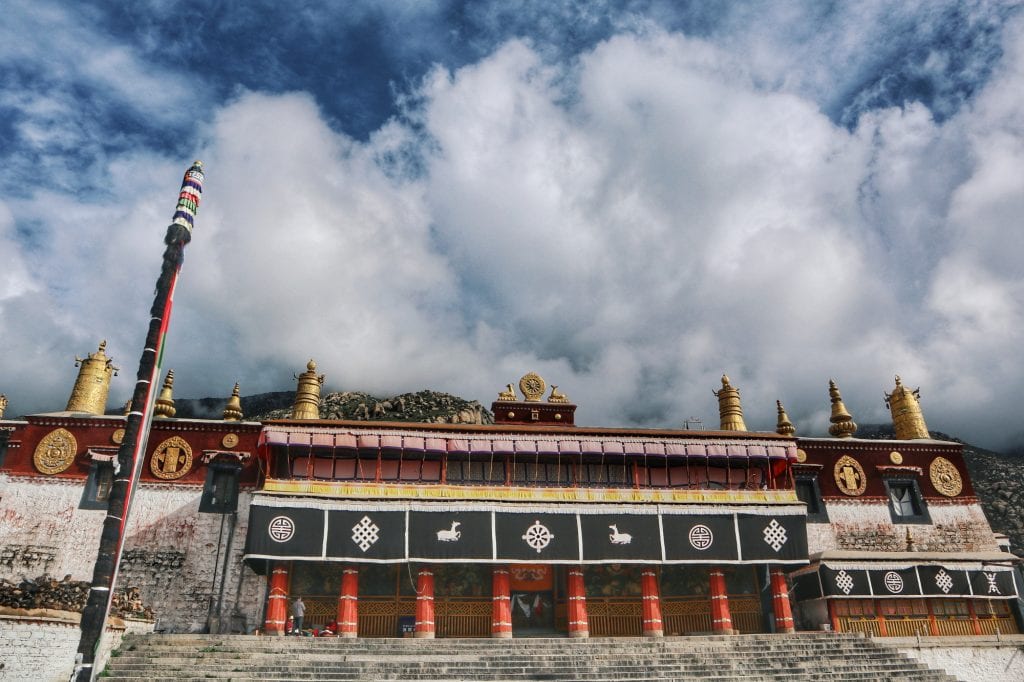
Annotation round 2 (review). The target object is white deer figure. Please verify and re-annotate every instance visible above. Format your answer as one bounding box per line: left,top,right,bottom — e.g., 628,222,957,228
608,524,632,545
436,520,461,542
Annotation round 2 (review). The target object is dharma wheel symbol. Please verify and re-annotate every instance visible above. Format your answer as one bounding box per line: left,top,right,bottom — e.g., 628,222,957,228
522,520,554,553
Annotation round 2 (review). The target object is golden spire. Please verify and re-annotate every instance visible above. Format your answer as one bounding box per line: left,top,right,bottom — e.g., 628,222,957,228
885,375,929,439
122,399,132,416
775,400,796,436
153,369,177,419
713,374,747,431
66,341,119,414
222,382,243,421
291,359,324,419
0,394,7,419
828,379,857,438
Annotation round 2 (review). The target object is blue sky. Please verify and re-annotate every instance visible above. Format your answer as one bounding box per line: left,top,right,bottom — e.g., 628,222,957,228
2,1,1023,449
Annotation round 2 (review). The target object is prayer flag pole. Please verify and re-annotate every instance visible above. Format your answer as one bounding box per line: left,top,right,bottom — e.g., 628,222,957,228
75,161,204,681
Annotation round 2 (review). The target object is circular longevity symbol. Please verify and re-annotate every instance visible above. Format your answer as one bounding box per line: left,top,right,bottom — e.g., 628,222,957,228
883,571,904,593
268,516,295,543
688,524,714,551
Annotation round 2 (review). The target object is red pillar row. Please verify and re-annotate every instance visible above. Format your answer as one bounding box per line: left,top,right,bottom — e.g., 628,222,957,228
337,565,359,638
641,568,664,637
567,567,589,638
415,565,436,638
708,569,733,634
769,568,795,633
491,566,513,638
264,562,289,636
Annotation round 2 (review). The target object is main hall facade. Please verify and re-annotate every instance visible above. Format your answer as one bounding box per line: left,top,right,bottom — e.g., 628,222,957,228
0,353,1019,640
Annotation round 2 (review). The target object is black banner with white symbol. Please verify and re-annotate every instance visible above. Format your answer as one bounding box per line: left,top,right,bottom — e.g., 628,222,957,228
869,568,920,596
970,569,1015,597
918,566,970,597
579,514,662,562
244,506,324,558
326,510,405,561
495,513,580,561
661,515,737,561
820,568,871,597
791,571,823,600
736,514,807,562
408,511,493,560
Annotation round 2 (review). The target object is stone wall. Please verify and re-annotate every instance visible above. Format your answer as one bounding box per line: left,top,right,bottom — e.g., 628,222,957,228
808,499,998,554
895,636,1024,682
0,474,266,634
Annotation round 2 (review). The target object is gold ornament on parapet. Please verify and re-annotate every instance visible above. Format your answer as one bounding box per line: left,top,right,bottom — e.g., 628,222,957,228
548,385,570,404
519,372,546,402
930,456,962,497
834,455,866,496
150,436,193,480
889,451,903,465
222,433,239,449
497,384,517,402
112,428,126,444
33,428,78,475
795,449,807,463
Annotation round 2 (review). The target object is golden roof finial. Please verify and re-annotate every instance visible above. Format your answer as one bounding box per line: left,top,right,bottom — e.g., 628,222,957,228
713,374,747,431
123,399,133,416
0,394,7,419
222,382,243,421
775,400,796,436
153,369,177,419
291,359,324,419
885,375,929,439
548,385,570,404
828,379,857,438
66,341,119,414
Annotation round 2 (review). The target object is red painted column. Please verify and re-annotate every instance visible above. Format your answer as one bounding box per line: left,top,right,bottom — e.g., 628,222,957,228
264,562,289,636
567,567,589,638
769,568,795,633
641,568,664,637
336,564,359,638
415,565,436,638
491,566,513,638
709,569,733,634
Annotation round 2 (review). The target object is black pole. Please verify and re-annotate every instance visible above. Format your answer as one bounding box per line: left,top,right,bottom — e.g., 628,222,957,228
75,162,203,681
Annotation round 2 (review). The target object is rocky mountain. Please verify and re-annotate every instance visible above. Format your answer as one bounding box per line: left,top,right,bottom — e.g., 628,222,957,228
174,389,494,425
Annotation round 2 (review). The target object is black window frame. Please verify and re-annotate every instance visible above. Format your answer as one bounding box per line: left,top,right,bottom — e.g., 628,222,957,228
883,477,930,524
80,460,115,510
794,474,829,523
199,460,242,514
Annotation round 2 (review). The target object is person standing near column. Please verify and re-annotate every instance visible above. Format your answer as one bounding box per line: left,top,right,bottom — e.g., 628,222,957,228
291,596,305,636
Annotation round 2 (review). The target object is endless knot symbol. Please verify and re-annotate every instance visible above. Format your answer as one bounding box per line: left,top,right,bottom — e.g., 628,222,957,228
762,519,788,552
836,570,854,595
351,515,380,552
935,569,954,594
268,516,295,543
688,524,714,551
984,572,1000,595
521,520,554,553
883,571,904,593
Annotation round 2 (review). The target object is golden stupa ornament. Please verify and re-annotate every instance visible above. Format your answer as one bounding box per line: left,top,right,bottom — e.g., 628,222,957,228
834,454,867,496
884,375,929,440
713,375,747,431
291,359,324,419
153,369,177,419
66,341,119,414
827,379,857,438
33,428,78,475
222,382,243,421
775,400,796,436
930,456,963,497
150,435,193,480
519,372,546,402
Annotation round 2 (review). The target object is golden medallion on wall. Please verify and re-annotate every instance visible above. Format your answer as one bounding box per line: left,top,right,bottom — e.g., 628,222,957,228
795,449,807,463
929,456,962,497
519,372,546,402
834,455,867,496
889,451,903,464
150,436,193,480
33,428,78,475
222,433,239,449
112,428,126,445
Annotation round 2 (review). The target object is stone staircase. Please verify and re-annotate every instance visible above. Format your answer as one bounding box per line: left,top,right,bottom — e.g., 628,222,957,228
100,632,960,681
